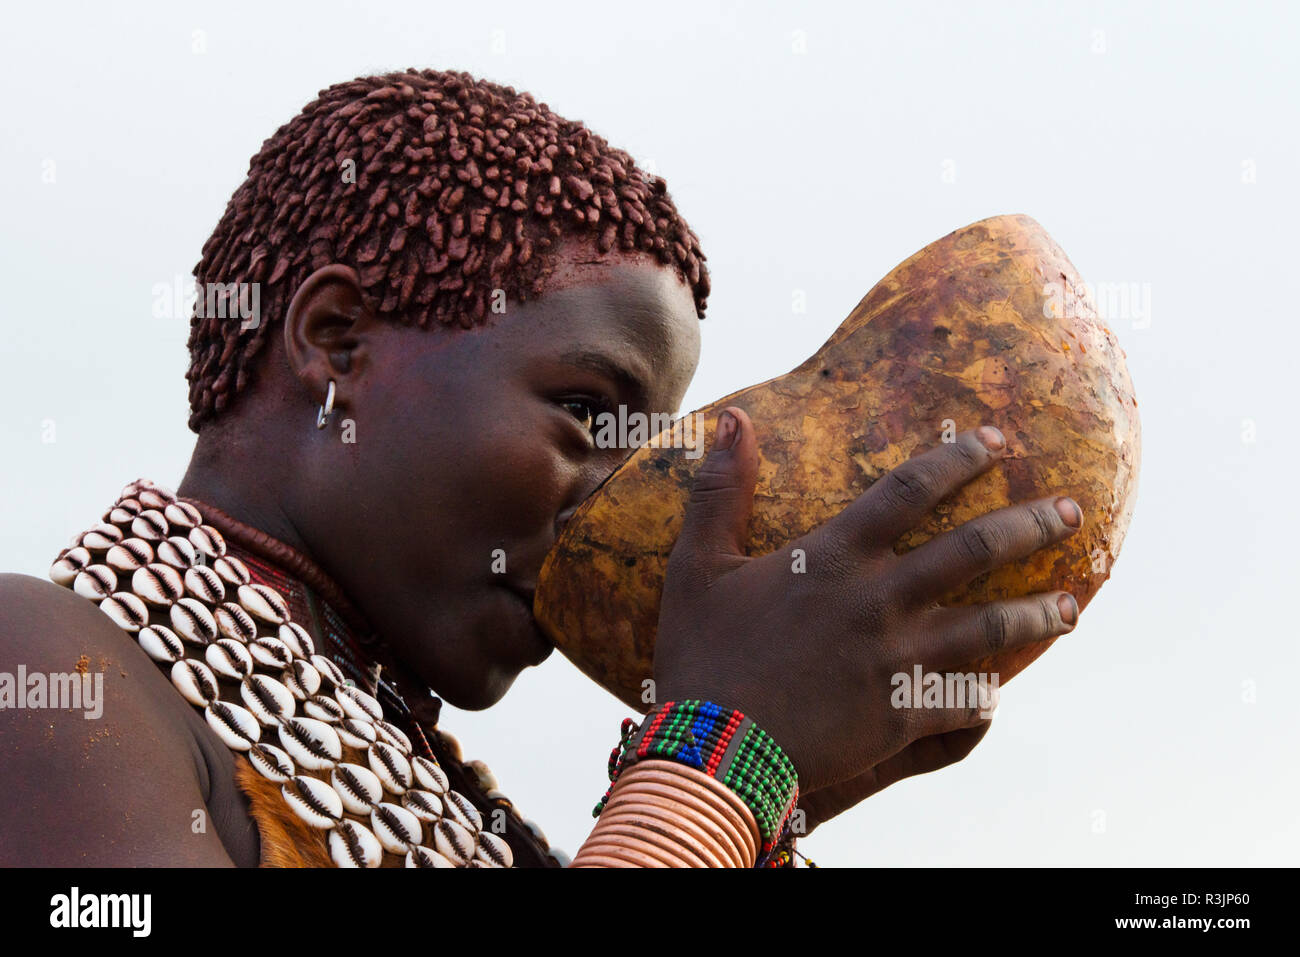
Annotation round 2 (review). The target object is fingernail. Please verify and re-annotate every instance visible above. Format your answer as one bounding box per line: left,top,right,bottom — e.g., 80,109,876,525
1054,497,1082,528
1057,593,1078,625
976,426,1005,451
714,410,738,451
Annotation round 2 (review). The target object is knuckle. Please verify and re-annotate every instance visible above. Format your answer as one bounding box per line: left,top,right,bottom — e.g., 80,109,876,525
880,462,939,510
950,434,984,470
956,521,1002,565
1038,595,1060,634
1027,503,1058,549
978,602,1014,654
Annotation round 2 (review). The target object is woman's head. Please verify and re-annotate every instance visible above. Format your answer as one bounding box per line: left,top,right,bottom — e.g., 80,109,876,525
186,68,709,430
182,69,707,709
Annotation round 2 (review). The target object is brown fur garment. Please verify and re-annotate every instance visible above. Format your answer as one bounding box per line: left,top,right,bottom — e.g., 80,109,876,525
234,755,332,867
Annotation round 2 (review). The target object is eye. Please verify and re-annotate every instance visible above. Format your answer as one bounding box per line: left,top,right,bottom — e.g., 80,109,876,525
557,397,603,434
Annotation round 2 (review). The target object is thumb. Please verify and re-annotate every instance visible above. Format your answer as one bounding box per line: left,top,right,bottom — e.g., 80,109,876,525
676,406,759,567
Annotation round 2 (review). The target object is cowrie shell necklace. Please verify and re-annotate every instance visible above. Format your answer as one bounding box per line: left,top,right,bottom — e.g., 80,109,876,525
49,478,538,869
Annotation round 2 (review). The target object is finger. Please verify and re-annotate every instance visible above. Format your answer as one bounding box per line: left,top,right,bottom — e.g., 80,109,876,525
894,495,1083,605
918,591,1079,670
893,722,992,781
910,677,1000,738
673,406,760,575
828,427,1007,550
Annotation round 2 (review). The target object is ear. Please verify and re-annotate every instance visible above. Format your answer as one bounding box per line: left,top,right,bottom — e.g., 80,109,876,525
282,264,376,415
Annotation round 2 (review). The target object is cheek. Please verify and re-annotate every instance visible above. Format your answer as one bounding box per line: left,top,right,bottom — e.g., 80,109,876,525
377,387,569,543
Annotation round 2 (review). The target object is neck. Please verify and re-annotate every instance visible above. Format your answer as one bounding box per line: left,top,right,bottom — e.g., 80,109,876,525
177,428,444,728
177,424,314,560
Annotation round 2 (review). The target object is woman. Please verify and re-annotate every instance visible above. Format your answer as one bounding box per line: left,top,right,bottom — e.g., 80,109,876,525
0,69,1082,867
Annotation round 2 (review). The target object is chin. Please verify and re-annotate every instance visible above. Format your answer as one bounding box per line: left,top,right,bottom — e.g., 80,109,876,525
422,596,553,711
435,662,522,711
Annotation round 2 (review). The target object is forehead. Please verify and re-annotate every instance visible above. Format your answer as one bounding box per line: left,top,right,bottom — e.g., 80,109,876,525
496,251,702,405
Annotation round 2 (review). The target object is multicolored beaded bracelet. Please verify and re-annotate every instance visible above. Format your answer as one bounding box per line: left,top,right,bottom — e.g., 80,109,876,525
594,700,800,865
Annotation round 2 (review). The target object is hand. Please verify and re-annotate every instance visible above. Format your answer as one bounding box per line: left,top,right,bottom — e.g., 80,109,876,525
653,407,1081,797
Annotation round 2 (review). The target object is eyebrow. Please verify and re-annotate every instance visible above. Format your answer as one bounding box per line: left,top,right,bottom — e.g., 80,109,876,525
557,349,650,408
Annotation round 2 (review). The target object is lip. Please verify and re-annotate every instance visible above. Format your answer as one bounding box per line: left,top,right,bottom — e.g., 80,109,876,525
502,582,551,663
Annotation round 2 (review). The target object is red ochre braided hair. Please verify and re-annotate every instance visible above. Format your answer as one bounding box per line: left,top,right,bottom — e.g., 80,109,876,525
185,68,711,432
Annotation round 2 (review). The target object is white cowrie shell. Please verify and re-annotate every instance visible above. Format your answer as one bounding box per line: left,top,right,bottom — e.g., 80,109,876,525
183,565,224,603
406,845,455,868
278,716,342,771
331,763,383,814
237,583,287,624
436,729,463,763
367,741,412,794
212,555,250,586
282,775,342,829
106,538,154,573
73,564,117,601
371,802,422,853
283,660,322,700
249,636,292,671
189,524,226,559
411,755,449,796
521,818,549,847
337,718,378,750
304,694,345,724
248,742,295,782
105,499,142,523
374,720,412,755
170,597,218,645
474,831,513,868
443,789,483,835
131,563,183,606
171,658,219,706
240,673,295,726
465,759,499,793
118,479,149,500
131,510,169,542
277,622,314,659
336,684,383,723
163,501,201,529
401,789,444,824
157,536,197,570
205,638,254,679
329,818,383,868
136,486,176,509
214,602,257,644
310,655,345,690
137,624,184,663
205,700,260,751
240,670,296,722
80,523,123,552
100,592,149,632
50,546,92,585
433,819,475,866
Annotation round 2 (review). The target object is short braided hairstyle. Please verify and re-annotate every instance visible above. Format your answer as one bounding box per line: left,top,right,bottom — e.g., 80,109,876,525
185,68,710,432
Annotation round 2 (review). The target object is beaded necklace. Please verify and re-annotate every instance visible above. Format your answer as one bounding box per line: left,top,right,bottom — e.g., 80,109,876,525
48,478,567,868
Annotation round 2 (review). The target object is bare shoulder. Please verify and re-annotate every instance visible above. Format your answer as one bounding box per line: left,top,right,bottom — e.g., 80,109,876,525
0,573,255,865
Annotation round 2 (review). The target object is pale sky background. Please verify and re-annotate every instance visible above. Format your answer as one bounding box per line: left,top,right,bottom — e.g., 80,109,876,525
2,1,1296,866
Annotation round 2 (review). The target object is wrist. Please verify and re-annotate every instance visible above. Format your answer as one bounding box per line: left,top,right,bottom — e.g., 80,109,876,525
597,699,800,864
573,760,758,867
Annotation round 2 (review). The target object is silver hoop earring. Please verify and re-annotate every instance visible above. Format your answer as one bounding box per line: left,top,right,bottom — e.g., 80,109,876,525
316,380,336,430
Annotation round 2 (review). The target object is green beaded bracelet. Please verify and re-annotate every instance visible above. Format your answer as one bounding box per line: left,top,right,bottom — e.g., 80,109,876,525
594,700,799,864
